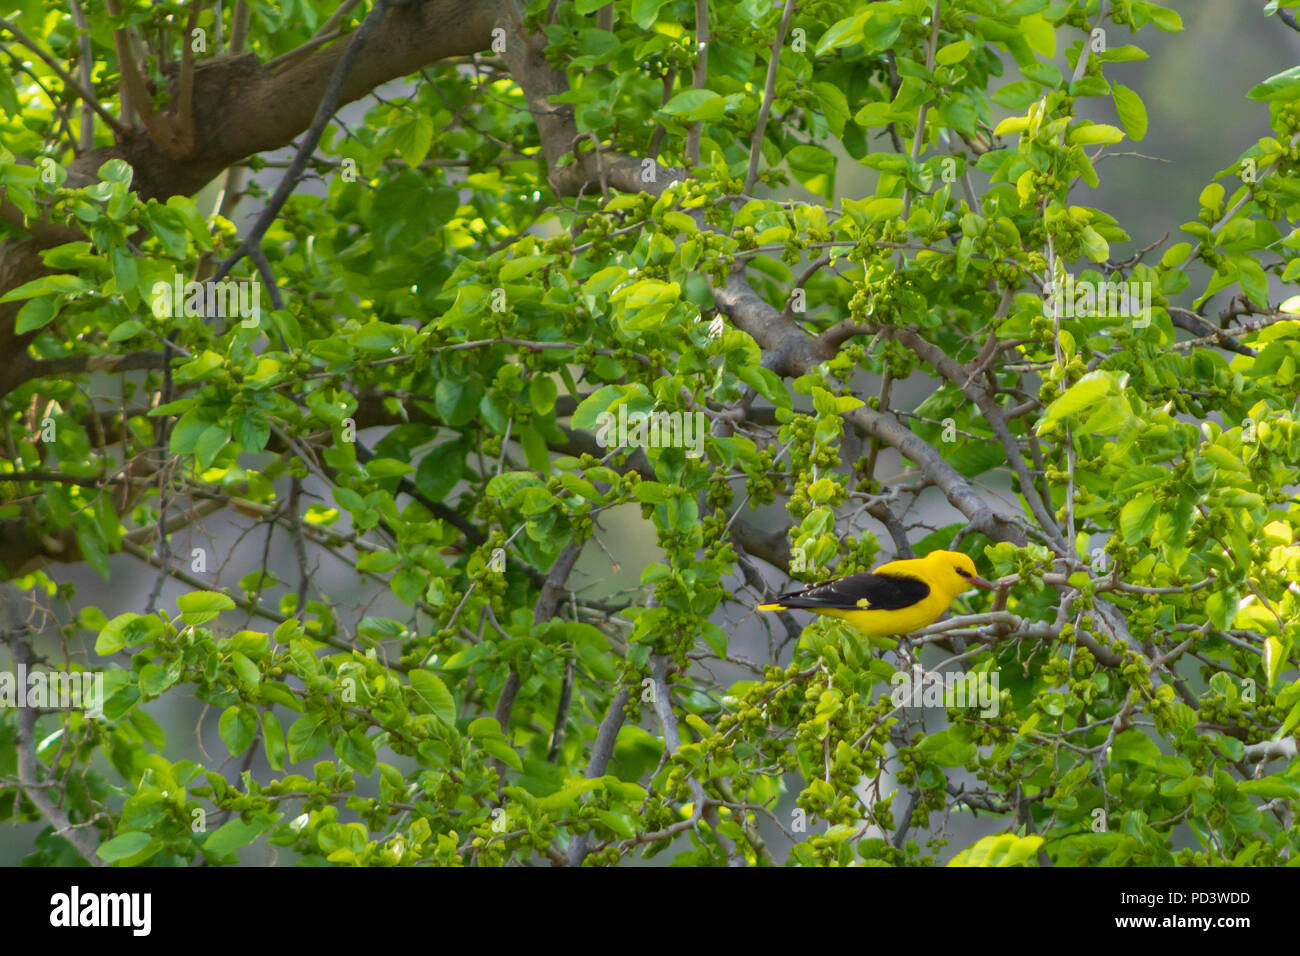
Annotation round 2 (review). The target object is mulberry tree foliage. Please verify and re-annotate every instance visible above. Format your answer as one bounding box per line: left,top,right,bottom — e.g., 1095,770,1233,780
2,0,1300,867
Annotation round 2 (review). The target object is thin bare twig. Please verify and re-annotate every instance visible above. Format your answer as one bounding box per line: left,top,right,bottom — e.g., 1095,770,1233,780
0,16,128,138
743,0,797,195
214,0,395,282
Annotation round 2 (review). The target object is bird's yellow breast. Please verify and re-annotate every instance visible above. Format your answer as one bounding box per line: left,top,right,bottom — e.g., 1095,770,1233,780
814,591,950,637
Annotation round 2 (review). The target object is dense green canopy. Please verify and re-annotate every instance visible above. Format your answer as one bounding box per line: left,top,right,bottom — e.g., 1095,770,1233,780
2,0,1300,867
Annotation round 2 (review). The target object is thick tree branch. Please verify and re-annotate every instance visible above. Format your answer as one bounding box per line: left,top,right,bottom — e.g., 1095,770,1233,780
497,2,681,198
713,280,1026,545
884,327,1068,553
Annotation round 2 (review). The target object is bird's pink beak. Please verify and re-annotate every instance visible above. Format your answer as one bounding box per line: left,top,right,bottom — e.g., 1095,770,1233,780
969,575,995,590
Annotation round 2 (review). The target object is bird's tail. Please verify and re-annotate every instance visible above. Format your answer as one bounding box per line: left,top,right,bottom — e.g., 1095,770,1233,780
756,602,786,612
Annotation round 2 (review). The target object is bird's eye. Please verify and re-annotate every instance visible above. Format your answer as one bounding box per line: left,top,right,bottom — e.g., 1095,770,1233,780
956,568,971,578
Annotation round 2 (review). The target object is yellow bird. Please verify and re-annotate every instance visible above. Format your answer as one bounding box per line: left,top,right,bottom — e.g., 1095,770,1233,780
757,549,993,637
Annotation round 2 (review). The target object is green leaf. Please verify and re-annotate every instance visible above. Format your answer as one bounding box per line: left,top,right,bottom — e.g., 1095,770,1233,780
194,424,230,469
501,255,548,281
1119,493,1157,544
480,737,523,770
409,670,457,724
415,439,467,501
1099,45,1149,63
935,39,972,65
860,13,902,51
1265,636,1287,688
1206,590,1235,631
572,384,624,430
1111,84,1148,142
15,297,57,334
97,830,157,864
816,12,869,55
992,80,1042,110
0,273,89,303
98,159,133,185
529,374,558,415
1039,370,1120,431
107,318,144,343
218,705,257,755
630,0,670,29
356,550,401,573
786,144,836,198
1140,3,1183,33
353,321,407,351
203,817,271,859
1238,777,1298,800
1234,255,1270,307
949,832,1043,867
1068,123,1124,146
435,378,482,427
262,711,286,771
811,82,849,137
1160,242,1192,268
339,727,377,774
594,809,637,839
736,364,791,409
95,613,163,655
1080,226,1109,262
177,590,237,626
661,89,723,120
1110,728,1161,767
287,715,327,763
145,204,189,257
230,651,261,689
633,481,673,503
393,114,434,168
1249,64,1300,102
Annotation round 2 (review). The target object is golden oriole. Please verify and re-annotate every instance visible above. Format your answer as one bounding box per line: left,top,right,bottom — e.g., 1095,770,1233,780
757,549,993,637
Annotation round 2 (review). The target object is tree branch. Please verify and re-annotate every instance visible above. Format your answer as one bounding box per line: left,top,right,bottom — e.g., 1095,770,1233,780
214,0,395,281
565,686,631,865
494,540,584,733
0,16,128,139
9,637,108,866
743,0,796,195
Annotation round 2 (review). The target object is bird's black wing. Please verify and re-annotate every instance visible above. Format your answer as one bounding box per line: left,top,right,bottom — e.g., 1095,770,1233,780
773,572,929,611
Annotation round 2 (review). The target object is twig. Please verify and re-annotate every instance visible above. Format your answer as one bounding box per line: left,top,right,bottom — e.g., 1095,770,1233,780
743,0,797,195
289,476,309,619
899,0,942,236
68,0,95,150
174,0,204,157
11,638,107,866
214,0,394,282
684,0,709,168
566,686,632,865
494,541,584,732
0,16,127,138
546,658,576,762
265,29,346,73
104,0,166,142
